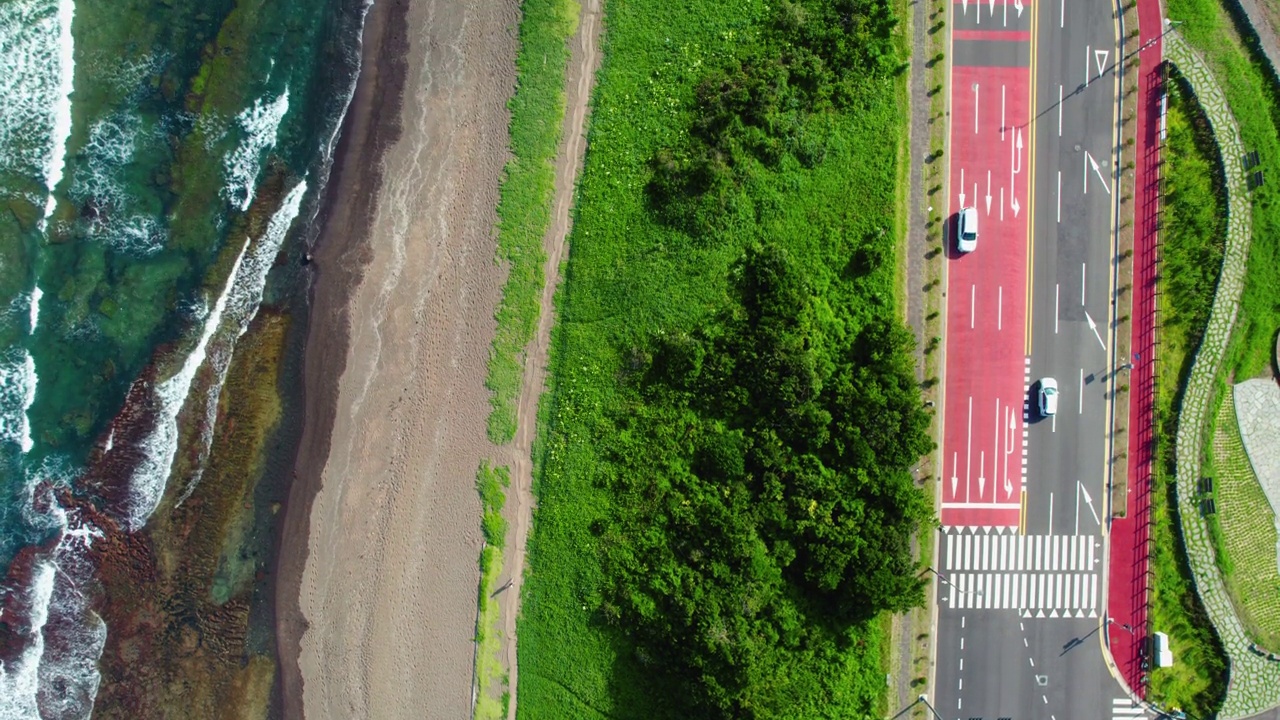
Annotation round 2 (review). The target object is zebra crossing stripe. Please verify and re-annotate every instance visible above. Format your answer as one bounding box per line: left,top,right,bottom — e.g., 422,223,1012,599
1112,697,1147,717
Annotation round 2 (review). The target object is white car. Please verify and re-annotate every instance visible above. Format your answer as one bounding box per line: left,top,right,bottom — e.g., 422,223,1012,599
1038,377,1059,417
957,206,978,253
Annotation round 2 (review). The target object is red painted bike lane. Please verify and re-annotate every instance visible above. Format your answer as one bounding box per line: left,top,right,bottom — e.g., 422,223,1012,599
941,60,1031,531
1107,0,1163,698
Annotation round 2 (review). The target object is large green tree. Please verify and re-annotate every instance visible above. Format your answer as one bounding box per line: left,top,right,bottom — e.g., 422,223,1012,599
598,244,933,717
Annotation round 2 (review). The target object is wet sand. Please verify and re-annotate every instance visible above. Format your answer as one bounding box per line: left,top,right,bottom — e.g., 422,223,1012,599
274,0,521,716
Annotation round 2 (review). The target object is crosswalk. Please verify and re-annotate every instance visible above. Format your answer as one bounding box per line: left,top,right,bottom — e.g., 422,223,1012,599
944,532,1099,573
1112,697,1149,719
940,532,1101,617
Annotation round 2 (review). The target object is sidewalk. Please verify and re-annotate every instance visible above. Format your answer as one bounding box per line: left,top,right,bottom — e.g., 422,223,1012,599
1107,0,1165,699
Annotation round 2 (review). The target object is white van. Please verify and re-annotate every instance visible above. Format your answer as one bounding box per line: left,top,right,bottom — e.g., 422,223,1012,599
957,206,978,253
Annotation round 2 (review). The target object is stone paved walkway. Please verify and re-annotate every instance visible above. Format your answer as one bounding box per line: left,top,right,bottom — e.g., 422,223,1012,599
1165,30,1280,720
1233,378,1280,575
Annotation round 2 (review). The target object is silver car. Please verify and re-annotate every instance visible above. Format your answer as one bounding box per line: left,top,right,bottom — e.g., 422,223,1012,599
1038,377,1059,417
957,206,978,253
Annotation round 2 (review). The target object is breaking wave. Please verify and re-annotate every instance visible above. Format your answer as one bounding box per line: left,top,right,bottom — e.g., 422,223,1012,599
224,89,291,212
0,350,37,453
128,178,309,526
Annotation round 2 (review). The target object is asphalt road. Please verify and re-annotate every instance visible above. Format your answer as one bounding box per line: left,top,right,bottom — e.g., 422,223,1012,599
930,0,1144,716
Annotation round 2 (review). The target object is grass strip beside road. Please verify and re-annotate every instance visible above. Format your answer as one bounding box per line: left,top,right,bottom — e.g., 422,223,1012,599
485,0,580,444
1210,388,1280,651
1146,72,1229,720
475,463,512,720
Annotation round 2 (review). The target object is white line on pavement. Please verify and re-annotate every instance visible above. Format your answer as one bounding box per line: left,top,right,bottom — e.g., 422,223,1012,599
1055,284,1060,333
1057,170,1062,222
1081,262,1087,305
1058,85,1063,136
1079,368,1085,414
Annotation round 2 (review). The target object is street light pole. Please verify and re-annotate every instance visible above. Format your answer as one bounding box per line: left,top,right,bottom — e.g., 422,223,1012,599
1107,617,1137,635
923,567,983,598
917,694,945,720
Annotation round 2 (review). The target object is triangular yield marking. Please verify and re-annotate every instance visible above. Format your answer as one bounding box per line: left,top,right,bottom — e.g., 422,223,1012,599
1022,609,1032,618
1089,610,1098,618
942,525,952,534
1036,609,1046,618
1095,49,1110,78
1049,609,1059,618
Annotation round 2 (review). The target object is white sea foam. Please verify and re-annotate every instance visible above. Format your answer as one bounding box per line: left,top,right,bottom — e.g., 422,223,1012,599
0,0,73,199
0,560,54,720
224,89,291,212
40,0,75,224
72,114,138,208
70,114,168,255
124,237,249,530
0,350,37,453
29,286,42,333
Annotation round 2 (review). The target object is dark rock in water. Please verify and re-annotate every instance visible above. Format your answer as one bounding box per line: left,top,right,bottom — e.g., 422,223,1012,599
80,197,109,224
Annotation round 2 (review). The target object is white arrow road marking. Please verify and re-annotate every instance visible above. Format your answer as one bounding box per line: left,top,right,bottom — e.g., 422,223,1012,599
979,450,987,498
989,0,995,16
986,170,993,215
1003,408,1016,498
960,168,967,207
962,0,968,13
1084,310,1107,351
1010,128,1022,217
1087,151,1112,194
1095,49,1110,78
952,452,959,497
1015,0,1024,16
1081,482,1101,525
966,396,974,500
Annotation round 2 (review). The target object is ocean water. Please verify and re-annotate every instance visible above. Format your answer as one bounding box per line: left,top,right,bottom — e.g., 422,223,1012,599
0,0,368,715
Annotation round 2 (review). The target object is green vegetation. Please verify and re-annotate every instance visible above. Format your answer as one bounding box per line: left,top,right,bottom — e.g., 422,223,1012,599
518,0,925,717
1147,70,1229,718
1210,388,1280,650
475,462,512,720
1168,0,1280,378
1157,75,1227,387
485,0,581,443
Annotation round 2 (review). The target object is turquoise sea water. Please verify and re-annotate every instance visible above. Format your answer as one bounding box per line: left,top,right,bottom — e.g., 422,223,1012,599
0,0,367,714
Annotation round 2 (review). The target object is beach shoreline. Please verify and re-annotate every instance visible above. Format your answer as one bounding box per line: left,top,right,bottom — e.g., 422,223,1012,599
271,0,409,715
274,0,522,716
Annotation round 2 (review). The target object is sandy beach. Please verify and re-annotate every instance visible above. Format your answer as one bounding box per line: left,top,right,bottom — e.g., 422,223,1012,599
274,0,522,716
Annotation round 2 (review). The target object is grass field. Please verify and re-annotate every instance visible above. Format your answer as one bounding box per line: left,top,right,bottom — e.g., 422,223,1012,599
1146,73,1229,719
484,0,580,443
514,0,917,716
1167,0,1280,379
1210,387,1280,650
